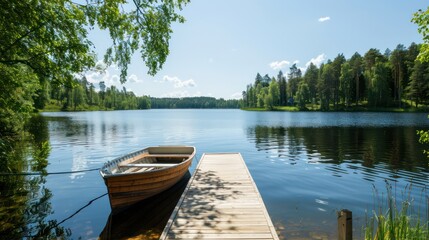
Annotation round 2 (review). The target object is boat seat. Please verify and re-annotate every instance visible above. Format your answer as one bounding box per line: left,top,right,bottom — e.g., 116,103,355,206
119,163,177,168
135,167,155,173
145,154,190,158
121,167,140,173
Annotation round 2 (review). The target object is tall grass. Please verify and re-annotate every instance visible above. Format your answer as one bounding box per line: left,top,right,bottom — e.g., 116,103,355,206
364,181,428,240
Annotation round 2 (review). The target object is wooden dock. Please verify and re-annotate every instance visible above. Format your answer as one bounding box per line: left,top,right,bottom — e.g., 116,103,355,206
160,153,279,239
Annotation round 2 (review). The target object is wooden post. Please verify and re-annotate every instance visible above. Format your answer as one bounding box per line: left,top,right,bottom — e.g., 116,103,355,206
337,209,352,240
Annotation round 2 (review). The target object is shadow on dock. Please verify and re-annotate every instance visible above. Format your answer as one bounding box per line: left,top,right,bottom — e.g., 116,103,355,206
161,154,279,239
99,171,191,240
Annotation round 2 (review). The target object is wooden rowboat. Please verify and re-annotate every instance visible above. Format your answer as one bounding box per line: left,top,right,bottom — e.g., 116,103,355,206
100,146,196,211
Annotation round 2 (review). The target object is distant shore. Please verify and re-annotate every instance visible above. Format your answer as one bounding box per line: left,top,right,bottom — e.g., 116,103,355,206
241,105,429,112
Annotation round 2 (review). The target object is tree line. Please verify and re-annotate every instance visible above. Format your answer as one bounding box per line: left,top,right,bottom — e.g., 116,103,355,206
42,77,151,111
242,43,429,110
41,77,240,111
151,97,240,108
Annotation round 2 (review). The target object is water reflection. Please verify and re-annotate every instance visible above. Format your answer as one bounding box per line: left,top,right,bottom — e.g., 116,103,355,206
247,126,429,185
0,115,70,239
100,172,190,239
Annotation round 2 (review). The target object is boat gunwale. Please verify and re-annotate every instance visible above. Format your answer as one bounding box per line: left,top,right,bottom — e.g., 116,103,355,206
99,146,196,179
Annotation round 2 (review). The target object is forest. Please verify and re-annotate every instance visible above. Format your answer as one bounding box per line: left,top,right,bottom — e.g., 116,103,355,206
41,77,239,111
242,43,429,111
150,97,240,109
41,77,151,111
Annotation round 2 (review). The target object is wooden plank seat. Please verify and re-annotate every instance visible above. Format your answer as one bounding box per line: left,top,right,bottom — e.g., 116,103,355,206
122,167,141,173
119,163,177,168
143,154,190,158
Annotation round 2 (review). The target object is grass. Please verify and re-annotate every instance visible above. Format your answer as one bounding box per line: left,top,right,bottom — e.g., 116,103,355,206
364,182,428,240
241,103,429,112
241,106,299,111
41,100,112,112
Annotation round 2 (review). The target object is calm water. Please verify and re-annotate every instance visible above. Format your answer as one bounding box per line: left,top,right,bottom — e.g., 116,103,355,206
1,110,428,239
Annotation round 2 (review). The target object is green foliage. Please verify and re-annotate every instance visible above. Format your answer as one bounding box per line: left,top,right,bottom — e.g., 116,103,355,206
319,62,335,111
150,97,240,109
296,82,310,110
364,182,428,240
417,129,429,161
367,61,392,107
304,63,319,101
266,79,280,110
0,64,39,135
0,0,188,137
406,60,429,107
340,62,354,106
257,87,268,108
412,7,429,62
242,42,429,111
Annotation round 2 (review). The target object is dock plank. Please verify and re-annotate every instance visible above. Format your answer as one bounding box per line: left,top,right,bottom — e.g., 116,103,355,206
160,153,279,240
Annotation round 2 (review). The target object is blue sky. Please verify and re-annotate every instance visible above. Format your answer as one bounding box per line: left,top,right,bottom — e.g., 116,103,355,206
86,0,428,99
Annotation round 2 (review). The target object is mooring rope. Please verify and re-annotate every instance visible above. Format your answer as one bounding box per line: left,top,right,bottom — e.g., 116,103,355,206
23,192,108,238
0,167,100,176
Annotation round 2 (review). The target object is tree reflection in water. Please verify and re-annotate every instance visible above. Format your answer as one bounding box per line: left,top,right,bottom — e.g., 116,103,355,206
247,125,429,184
0,115,71,239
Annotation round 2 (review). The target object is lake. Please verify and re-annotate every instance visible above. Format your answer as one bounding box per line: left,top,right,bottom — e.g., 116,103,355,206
1,109,428,239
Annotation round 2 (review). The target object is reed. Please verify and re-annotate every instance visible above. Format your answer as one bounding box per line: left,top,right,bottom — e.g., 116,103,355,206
364,181,428,240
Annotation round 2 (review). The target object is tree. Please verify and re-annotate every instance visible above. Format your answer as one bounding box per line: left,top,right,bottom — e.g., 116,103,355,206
406,60,429,107
0,0,188,136
277,71,287,106
246,85,255,107
0,65,39,135
262,74,271,87
318,63,335,110
412,7,429,165
340,62,354,107
88,83,96,105
257,87,268,108
349,52,364,105
367,61,392,107
363,48,385,71
390,44,407,106
72,84,86,110
267,79,280,109
255,73,263,86
303,62,319,103
296,82,310,110
412,7,429,62
99,81,106,104
287,64,302,100
331,54,346,108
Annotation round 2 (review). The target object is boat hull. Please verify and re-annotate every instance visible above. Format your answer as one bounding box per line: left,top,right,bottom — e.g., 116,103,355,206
100,146,195,211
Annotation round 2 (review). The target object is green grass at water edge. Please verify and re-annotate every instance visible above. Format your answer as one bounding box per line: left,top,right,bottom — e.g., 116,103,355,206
364,182,428,240
241,106,299,111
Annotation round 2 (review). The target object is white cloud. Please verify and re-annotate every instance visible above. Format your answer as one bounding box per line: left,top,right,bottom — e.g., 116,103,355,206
162,90,202,98
269,60,290,70
158,75,196,88
293,60,300,64
318,16,330,22
306,54,326,68
230,92,243,100
111,74,120,83
128,74,143,83
84,67,122,90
